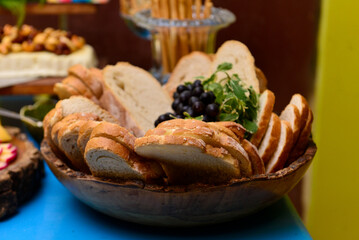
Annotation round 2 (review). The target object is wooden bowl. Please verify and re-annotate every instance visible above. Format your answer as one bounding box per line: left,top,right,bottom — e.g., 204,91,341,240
41,139,316,226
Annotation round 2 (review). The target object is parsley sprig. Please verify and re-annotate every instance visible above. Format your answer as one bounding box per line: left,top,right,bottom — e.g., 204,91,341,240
200,62,259,135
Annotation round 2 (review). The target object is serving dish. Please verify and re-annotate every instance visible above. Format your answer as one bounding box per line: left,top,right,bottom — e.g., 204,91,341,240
41,138,316,226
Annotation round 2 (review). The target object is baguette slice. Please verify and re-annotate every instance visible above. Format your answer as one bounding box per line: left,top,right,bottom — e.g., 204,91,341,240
242,139,265,175
53,82,80,100
256,67,267,93
85,137,165,183
135,134,241,185
211,40,260,93
289,94,310,140
209,121,246,142
57,120,92,173
258,113,281,164
251,90,275,147
279,103,301,145
90,121,136,151
164,51,212,96
147,123,252,177
102,62,172,136
68,64,103,98
62,76,98,103
77,121,101,155
266,120,294,173
287,108,313,164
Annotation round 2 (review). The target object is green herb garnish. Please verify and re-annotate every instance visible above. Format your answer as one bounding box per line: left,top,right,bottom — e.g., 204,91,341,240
201,62,259,136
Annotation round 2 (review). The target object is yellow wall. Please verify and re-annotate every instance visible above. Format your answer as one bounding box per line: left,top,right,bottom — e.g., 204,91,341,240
307,0,359,239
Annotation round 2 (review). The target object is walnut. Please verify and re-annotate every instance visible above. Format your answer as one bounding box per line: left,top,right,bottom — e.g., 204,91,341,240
44,27,54,35
44,36,59,52
11,43,22,53
22,41,35,52
71,35,85,49
33,33,47,45
2,36,12,47
60,36,76,52
0,44,9,54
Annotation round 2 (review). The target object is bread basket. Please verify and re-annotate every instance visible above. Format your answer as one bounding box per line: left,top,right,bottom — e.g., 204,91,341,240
40,138,316,227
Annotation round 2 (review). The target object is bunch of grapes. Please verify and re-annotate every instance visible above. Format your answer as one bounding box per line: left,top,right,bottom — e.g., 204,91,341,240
155,80,220,127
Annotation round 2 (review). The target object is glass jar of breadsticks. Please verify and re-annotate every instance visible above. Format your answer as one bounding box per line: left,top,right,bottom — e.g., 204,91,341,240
133,0,235,83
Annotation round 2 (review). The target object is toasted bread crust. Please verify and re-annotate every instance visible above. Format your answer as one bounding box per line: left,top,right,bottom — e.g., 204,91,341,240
258,113,281,164
266,120,294,173
77,121,101,155
251,90,275,147
242,139,265,175
212,121,246,142
287,108,313,164
90,121,136,151
53,82,80,99
280,103,301,145
255,67,267,93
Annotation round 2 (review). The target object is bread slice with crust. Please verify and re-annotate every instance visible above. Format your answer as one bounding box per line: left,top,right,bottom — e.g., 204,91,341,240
287,108,313,164
255,67,267,93
289,94,309,132
266,120,294,173
77,121,101,156
53,82,80,100
279,103,301,145
101,62,172,137
251,90,275,147
210,40,260,93
209,121,246,142
85,136,165,183
62,76,99,103
147,122,252,177
68,64,103,98
258,113,281,164
90,121,136,151
135,134,241,185
164,51,212,96
242,139,265,175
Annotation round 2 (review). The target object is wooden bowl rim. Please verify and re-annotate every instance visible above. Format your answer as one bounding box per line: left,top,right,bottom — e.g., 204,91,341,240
40,139,317,193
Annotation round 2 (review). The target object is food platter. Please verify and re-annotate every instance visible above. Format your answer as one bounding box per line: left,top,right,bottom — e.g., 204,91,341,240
41,138,316,226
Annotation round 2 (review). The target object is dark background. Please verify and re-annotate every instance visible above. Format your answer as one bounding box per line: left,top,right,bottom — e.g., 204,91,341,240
0,0,320,216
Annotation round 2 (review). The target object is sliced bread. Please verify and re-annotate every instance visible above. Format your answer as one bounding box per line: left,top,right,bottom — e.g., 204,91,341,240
53,82,80,100
62,75,98,103
279,103,301,145
164,51,212,96
68,64,103,98
287,108,313,164
77,121,101,155
258,113,281,164
289,94,310,140
148,121,252,177
101,62,172,136
210,40,260,93
266,120,294,173
84,136,165,182
255,67,267,93
242,139,265,175
135,134,241,185
250,90,275,147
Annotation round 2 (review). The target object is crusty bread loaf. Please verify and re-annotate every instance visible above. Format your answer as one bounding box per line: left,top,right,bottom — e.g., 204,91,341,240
266,120,293,173
258,113,281,164
135,134,241,185
85,136,165,182
210,40,260,93
242,139,265,175
164,51,212,96
279,103,301,145
101,62,172,136
251,90,275,147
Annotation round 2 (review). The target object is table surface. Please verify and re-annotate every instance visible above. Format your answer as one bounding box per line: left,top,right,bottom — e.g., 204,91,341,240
0,137,312,240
